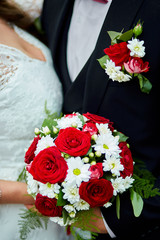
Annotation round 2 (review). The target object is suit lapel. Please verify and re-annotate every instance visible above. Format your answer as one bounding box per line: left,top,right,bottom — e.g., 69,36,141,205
83,0,144,113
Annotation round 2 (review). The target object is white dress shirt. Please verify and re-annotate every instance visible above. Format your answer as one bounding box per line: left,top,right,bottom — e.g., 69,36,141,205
66,0,116,238
67,0,112,81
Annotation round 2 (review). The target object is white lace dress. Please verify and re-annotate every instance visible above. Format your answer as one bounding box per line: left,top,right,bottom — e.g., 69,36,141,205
0,23,71,240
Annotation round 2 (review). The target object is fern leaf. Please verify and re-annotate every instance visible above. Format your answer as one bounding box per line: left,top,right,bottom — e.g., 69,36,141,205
18,208,48,240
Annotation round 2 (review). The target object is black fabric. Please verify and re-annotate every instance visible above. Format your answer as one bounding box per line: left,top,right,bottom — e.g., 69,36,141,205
41,0,160,238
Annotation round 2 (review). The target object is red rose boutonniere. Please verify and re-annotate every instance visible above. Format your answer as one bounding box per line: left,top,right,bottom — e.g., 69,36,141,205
98,21,152,94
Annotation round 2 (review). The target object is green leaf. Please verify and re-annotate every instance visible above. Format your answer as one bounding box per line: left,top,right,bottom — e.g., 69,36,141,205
34,17,44,34
97,55,110,69
113,131,129,142
57,189,67,206
116,195,120,219
137,74,152,94
130,189,144,217
86,147,92,156
18,208,48,240
78,114,85,126
42,118,57,130
118,29,133,42
107,31,122,44
62,209,69,225
17,166,27,183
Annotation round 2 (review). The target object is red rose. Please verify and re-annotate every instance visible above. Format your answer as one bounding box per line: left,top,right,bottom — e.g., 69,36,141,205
35,194,62,217
65,113,77,118
82,122,98,136
104,42,130,67
29,146,68,184
89,163,103,179
119,142,134,178
79,179,113,208
55,127,91,157
24,136,40,164
83,112,114,131
124,57,149,74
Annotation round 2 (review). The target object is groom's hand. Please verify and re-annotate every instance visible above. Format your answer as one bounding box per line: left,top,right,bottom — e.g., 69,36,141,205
72,207,108,234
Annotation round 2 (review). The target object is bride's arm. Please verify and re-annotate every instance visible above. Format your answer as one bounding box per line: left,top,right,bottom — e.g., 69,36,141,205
0,180,35,205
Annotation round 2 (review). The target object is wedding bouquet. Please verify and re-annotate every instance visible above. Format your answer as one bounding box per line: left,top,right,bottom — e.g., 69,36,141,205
19,112,160,240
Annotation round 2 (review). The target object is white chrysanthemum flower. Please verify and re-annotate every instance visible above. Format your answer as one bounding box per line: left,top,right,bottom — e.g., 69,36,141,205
96,123,111,135
40,126,51,135
50,217,75,226
111,71,132,82
73,199,90,211
123,176,134,190
62,183,80,204
103,156,124,176
56,115,82,129
111,177,126,196
92,133,120,158
39,182,60,198
65,157,91,186
104,59,121,77
127,38,145,57
34,135,55,155
103,202,112,208
64,204,76,213
26,172,38,196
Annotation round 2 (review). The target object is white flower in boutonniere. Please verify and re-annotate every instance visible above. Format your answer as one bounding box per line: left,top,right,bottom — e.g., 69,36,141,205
98,21,152,94
104,59,132,82
127,38,145,58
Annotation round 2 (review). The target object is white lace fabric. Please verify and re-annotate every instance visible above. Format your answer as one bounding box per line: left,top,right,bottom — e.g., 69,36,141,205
0,25,63,180
0,24,66,240
11,0,44,20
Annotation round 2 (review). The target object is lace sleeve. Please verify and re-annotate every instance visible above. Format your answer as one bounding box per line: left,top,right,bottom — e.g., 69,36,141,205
0,52,18,91
12,0,44,20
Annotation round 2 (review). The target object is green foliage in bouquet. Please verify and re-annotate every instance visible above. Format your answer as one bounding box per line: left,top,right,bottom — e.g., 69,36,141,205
18,208,48,240
17,166,27,183
116,158,160,219
133,159,160,199
70,209,99,240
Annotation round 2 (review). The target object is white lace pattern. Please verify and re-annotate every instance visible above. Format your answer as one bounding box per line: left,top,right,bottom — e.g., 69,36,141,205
0,25,67,240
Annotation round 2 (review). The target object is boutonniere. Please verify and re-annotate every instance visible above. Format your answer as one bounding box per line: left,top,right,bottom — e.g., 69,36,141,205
98,21,152,94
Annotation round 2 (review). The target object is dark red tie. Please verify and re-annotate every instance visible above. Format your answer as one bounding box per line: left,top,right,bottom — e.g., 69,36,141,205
93,0,108,3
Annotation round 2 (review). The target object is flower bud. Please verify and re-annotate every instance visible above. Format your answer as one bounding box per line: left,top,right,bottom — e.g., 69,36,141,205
69,212,76,218
95,151,102,158
64,153,70,159
89,152,94,158
71,122,78,128
53,126,59,134
42,126,51,135
90,161,96,166
133,23,143,37
91,134,98,141
127,143,130,148
34,128,40,135
83,157,89,163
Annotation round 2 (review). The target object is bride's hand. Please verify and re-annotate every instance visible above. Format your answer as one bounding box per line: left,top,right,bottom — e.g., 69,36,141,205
0,180,35,205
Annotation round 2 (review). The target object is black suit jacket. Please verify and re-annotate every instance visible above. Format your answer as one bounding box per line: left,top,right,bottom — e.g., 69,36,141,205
41,0,160,239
